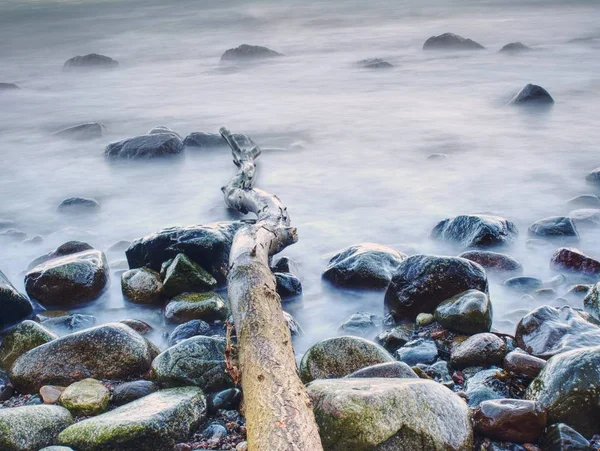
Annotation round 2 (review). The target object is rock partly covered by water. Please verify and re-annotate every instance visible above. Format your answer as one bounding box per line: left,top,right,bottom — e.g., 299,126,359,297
10,323,154,393
183,131,251,148
299,336,395,383
431,214,518,248
63,53,118,71
0,82,19,90
53,122,105,140
338,311,382,337
528,216,579,240
510,83,555,105
121,267,163,304
57,197,100,213
526,345,600,436
464,368,510,407
307,378,473,450
586,167,600,187
459,250,523,275
499,42,532,54
322,243,406,289
221,44,283,61
550,247,600,277
25,249,109,306
356,58,393,69
450,333,507,369
515,305,600,358
0,320,57,370
423,32,485,51
105,132,184,160
152,336,233,392
434,289,492,334
384,254,488,321
473,399,546,443
0,270,33,330
126,221,243,283
0,405,73,451
57,387,206,451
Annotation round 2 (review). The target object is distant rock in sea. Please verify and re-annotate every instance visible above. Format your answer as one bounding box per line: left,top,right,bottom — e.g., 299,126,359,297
499,42,532,54
356,58,393,69
53,122,105,140
0,82,19,91
220,44,283,62
63,54,118,71
510,84,554,106
423,33,485,51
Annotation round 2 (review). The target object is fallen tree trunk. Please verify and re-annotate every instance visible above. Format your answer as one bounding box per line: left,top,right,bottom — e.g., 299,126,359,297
220,127,324,451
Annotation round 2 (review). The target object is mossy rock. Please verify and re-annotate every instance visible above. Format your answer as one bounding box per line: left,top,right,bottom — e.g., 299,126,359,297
58,387,206,451
434,289,492,335
162,253,217,297
59,378,110,416
0,320,57,370
164,292,229,324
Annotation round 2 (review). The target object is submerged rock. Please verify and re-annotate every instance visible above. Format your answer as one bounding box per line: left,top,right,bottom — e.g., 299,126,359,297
183,131,250,148
567,194,600,208
569,208,600,228
450,333,507,369
0,320,57,370
59,378,110,416
0,270,33,330
384,254,488,321
459,250,523,275
503,276,543,293
540,423,591,451
307,378,473,450
338,311,382,337
147,126,181,139
375,323,416,353
283,311,304,337
586,167,600,187
499,42,532,53
0,82,19,90
299,336,395,383
526,345,600,436
63,53,118,71
423,32,485,50
105,133,184,160
345,361,417,379
207,388,242,413
515,305,600,358
121,267,163,304
164,292,228,324
356,58,393,69
322,243,406,289
57,387,206,451
431,214,518,248
10,323,154,393
473,399,546,443
434,289,492,334
529,216,578,239
221,44,283,61
550,247,600,277
53,122,104,140
510,83,554,105
57,197,100,213
0,405,73,451
42,313,97,334
25,249,109,306
126,221,243,283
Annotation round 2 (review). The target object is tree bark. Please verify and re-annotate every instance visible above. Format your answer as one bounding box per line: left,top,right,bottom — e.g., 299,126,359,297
219,127,324,451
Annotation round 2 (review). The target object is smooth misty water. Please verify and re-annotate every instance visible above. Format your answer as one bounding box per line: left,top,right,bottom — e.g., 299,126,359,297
1,0,600,351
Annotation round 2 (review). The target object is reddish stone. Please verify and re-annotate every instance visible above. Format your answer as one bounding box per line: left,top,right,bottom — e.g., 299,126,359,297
550,247,600,276
473,399,547,443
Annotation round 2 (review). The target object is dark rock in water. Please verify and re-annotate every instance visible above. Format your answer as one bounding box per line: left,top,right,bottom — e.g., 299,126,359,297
550,247,600,277
121,267,163,305
25,249,109,306
503,276,543,293
473,399,546,443
168,319,211,346
515,305,600,358
147,126,181,139
207,388,242,413
423,32,485,51
162,253,217,297
164,292,228,324
322,243,406,289
221,44,283,61
105,133,184,160
271,256,300,277
526,345,600,436
357,58,393,69
10,323,154,393
540,423,590,451
126,221,243,283
338,311,382,337
499,42,532,54
151,336,233,392
375,323,415,353
0,219,14,229
431,214,518,248
307,378,473,451
41,314,98,334
57,197,100,213
459,250,523,275
586,167,600,187
0,229,27,242
567,194,600,208
434,289,492,334
345,361,418,379
63,53,118,71
510,83,554,105
503,350,545,379
274,272,302,298
385,254,488,321
427,153,449,160
112,380,158,406
283,311,304,338
0,270,33,331
0,82,19,90
27,241,94,271
0,320,57,370
53,122,104,140
584,282,600,320
464,368,510,407
183,131,251,148
395,338,439,366
450,333,507,369
299,336,395,383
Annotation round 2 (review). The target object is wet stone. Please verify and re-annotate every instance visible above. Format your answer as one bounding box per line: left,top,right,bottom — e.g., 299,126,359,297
0,320,57,370
584,282,600,320
510,84,554,105
459,250,523,275
375,323,415,353
338,311,382,337
434,289,492,335
423,32,485,50
357,58,393,69
40,385,66,404
274,272,302,298
168,319,212,346
207,388,242,414
221,44,283,61
105,132,183,160
395,338,439,366
567,194,600,209
528,216,579,240
41,314,97,334
119,318,152,335
586,167,600,187
162,253,217,298
550,247,600,277
57,197,100,213
430,214,518,248
503,276,543,293
464,368,510,408
346,361,418,379
473,399,546,444
0,270,33,331
450,333,507,369
121,267,163,305
503,350,545,379
54,122,104,140
540,423,590,451
499,42,532,53
164,292,229,324
63,53,118,70
112,380,158,406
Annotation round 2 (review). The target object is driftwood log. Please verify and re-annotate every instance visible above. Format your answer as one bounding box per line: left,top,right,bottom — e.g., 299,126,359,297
220,127,323,451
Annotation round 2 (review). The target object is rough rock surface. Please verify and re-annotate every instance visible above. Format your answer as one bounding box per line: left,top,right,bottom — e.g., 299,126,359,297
0,270,33,330
59,378,110,416
105,133,184,160
345,361,418,379
164,292,229,324
395,338,439,366
450,333,507,369
63,54,118,70
510,84,555,105
473,399,546,443
529,216,578,239
584,282,600,320
550,247,600,277
27,241,94,271
431,214,518,248
162,253,217,297
434,289,492,334
540,423,590,450
458,250,523,275
423,32,485,51
499,42,532,53
221,44,283,61
121,267,163,304
0,320,57,370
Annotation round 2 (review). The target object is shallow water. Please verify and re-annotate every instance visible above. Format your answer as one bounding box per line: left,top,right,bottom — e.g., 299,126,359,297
1,0,600,351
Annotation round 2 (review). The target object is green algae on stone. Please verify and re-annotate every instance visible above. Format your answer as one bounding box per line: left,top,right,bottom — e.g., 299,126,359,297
0,320,57,370
162,253,217,297
164,292,228,323
57,387,206,451
434,289,492,335
59,378,110,416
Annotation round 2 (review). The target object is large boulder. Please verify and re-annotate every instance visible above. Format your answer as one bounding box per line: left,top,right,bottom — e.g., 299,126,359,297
221,44,283,61
528,216,578,239
57,387,206,451
53,122,104,140
151,336,233,392
162,253,217,297
322,243,406,289
515,305,600,358
0,320,57,370
458,250,523,275
0,270,33,330
27,241,94,271
510,84,554,105
10,323,154,393
104,133,184,160
431,214,518,248
526,345,600,436
164,292,229,324
473,399,546,443
63,54,118,71
550,247,600,277
24,250,109,306
299,336,395,383
423,32,485,51
384,255,488,321
434,289,492,334
126,221,243,283
0,405,73,451
121,268,163,304
307,378,473,451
